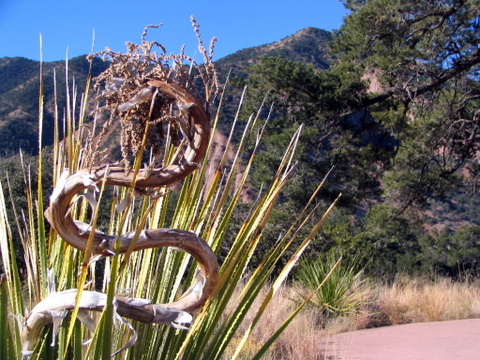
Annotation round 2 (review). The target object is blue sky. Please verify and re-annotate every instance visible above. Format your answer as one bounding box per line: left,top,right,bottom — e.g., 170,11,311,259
0,0,348,62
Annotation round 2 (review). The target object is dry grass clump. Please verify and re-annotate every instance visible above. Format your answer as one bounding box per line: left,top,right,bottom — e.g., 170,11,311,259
373,276,480,325
328,276,480,330
223,285,327,360
224,276,480,359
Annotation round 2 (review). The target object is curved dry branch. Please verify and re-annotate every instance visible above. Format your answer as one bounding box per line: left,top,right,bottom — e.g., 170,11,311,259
22,82,218,355
43,166,218,311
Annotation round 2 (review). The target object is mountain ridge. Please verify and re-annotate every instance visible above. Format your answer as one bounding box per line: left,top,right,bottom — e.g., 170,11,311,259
214,27,332,76
0,27,333,155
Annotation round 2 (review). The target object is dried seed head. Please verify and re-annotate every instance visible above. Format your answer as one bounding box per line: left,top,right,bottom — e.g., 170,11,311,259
85,20,218,172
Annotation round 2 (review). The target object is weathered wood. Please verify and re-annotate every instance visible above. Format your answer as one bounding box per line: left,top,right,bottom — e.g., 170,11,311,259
22,82,218,354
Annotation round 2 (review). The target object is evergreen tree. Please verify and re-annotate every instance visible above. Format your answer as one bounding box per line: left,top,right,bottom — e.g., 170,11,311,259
245,0,480,276
332,0,480,211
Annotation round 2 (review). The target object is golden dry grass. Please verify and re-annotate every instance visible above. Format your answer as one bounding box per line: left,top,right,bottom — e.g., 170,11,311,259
374,276,480,325
226,276,480,360
223,285,328,360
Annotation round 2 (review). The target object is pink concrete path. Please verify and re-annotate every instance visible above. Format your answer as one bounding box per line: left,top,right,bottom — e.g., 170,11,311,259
320,319,480,360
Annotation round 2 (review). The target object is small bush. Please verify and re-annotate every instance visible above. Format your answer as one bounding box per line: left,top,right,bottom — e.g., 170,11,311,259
295,251,371,317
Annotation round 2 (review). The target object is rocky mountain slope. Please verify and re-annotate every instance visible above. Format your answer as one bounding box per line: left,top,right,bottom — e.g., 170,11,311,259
214,27,332,76
0,27,332,156
0,56,109,155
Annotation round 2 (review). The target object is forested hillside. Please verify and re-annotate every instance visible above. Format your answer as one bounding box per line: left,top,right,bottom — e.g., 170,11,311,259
1,0,479,279
0,56,108,155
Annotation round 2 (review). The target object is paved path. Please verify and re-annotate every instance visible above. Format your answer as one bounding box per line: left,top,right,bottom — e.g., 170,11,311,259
320,319,480,360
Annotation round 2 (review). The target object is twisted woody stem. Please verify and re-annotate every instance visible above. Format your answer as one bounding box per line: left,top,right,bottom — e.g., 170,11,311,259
21,82,219,354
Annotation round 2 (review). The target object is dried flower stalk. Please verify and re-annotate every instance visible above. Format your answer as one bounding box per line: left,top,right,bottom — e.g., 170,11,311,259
20,21,219,357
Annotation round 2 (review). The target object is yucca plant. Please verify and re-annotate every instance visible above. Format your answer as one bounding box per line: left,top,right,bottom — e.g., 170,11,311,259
0,19,338,360
296,251,371,317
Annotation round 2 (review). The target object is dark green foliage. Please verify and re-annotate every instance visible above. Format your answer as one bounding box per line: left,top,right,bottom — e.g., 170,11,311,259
419,226,480,277
360,205,422,278
245,57,395,212
213,27,334,136
330,0,480,211
305,206,422,280
332,0,480,102
237,0,480,279
428,190,480,228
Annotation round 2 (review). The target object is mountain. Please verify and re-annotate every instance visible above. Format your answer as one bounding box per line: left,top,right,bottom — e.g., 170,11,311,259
215,27,332,72
0,27,333,156
0,56,109,155
214,27,332,81
213,27,333,134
